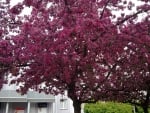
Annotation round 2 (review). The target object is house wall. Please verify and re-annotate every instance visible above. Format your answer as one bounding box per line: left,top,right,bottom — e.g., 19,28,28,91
55,95,74,113
0,102,55,113
30,103,36,113
0,83,74,113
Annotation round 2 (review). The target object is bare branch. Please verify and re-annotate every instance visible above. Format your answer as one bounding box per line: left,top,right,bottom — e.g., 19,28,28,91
100,0,111,19
116,9,150,26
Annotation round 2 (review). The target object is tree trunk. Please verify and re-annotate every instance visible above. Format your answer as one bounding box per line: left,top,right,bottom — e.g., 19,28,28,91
73,100,82,113
142,90,150,113
142,106,149,113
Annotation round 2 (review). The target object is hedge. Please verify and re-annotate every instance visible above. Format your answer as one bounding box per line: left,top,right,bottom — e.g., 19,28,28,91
84,102,145,113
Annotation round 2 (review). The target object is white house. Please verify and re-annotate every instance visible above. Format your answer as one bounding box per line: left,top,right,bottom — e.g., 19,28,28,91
0,84,74,113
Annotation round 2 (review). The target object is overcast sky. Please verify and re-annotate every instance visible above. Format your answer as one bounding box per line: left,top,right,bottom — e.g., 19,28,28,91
9,0,148,20
10,0,23,6
10,0,32,16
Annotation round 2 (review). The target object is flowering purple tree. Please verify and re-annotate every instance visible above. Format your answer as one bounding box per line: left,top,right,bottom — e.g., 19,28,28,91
0,0,21,89
1,0,150,113
105,18,150,113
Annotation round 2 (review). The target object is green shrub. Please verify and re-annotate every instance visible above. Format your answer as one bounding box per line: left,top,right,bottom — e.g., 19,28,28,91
84,102,140,113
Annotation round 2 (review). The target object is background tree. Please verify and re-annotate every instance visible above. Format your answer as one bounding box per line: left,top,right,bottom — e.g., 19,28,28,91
105,18,150,113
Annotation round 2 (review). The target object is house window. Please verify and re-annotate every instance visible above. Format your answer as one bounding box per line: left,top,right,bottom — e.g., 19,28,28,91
14,108,25,113
60,95,68,109
37,103,48,113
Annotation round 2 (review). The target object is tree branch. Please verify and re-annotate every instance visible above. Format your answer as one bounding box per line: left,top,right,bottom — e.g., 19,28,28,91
116,9,150,26
100,0,111,19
